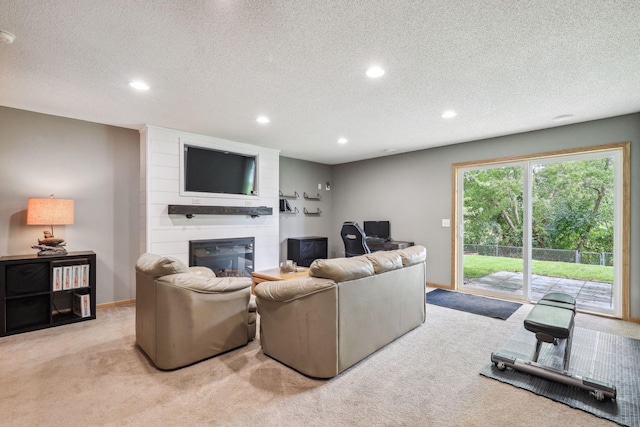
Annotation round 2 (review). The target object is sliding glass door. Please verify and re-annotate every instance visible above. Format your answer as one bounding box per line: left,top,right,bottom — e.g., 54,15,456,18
459,163,527,300
530,155,617,314
455,145,625,318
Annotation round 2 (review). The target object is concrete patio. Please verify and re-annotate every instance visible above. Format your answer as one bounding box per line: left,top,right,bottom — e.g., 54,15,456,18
464,271,613,312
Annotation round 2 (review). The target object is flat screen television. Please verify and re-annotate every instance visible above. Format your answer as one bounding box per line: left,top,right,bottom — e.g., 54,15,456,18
364,221,390,240
182,144,258,197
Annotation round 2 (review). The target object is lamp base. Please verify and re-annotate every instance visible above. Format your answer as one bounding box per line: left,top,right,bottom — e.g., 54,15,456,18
31,245,68,257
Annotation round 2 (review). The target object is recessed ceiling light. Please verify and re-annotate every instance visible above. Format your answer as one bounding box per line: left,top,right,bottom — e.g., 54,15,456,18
552,114,574,122
129,80,150,91
366,66,385,78
441,110,457,119
0,30,15,44
256,116,270,124
337,137,348,144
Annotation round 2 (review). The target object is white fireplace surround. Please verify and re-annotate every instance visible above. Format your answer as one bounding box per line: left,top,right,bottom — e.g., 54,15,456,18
140,125,280,271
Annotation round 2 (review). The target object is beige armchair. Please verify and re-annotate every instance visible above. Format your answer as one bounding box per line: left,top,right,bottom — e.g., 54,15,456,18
135,253,256,370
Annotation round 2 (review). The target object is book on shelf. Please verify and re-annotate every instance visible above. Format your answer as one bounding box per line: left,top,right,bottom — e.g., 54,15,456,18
73,293,91,318
62,265,73,290
81,264,90,287
52,266,63,291
72,265,81,289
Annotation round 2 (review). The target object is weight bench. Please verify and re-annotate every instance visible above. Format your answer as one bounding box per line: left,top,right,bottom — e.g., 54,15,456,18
491,292,616,401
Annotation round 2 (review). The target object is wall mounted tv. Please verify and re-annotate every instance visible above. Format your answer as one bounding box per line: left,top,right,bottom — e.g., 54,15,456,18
182,143,258,197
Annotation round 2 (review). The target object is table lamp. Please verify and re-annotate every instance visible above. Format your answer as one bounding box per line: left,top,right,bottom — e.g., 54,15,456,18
27,195,74,256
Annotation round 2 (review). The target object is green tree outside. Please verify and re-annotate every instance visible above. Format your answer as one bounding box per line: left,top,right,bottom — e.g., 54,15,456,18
463,157,614,255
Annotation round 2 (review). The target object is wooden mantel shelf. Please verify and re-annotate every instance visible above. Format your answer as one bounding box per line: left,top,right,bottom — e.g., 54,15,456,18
168,204,273,218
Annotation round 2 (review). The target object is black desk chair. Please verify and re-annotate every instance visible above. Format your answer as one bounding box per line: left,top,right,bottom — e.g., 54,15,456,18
340,221,371,257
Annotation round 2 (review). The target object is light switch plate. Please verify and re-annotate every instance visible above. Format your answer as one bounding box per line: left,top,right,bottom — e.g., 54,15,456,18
442,219,451,227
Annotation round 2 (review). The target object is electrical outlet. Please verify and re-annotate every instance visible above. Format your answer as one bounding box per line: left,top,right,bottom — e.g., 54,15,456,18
318,183,322,190
192,198,201,204
442,219,451,227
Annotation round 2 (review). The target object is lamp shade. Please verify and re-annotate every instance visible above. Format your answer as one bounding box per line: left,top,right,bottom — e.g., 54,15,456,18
27,198,74,225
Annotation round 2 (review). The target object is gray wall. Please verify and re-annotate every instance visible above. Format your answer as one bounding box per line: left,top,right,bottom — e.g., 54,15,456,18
331,113,640,317
3,105,637,316
0,106,140,304
279,157,334,260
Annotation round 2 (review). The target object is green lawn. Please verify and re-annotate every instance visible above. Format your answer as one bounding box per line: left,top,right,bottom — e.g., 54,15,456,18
464,255,613,283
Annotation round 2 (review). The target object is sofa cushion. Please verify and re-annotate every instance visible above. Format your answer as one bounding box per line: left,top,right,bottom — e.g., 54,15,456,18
158,273,251,292
365,251,403,274
397,245,427,267
310,256,374,282
135,253,189,278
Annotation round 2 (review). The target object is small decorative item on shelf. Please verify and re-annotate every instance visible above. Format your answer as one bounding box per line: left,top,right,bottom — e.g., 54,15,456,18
280,260,296,273
280,199,291,212
52,267,63,291
62,265,73,290
73,293,91,318
279,199,300,214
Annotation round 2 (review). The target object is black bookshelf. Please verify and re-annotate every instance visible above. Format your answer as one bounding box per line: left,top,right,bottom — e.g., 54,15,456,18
0,251,96,336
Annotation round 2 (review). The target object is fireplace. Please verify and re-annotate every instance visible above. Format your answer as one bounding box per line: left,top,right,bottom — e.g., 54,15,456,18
189,238,254,277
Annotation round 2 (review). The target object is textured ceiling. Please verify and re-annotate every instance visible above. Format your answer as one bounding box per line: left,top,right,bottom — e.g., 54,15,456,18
1,1,639,165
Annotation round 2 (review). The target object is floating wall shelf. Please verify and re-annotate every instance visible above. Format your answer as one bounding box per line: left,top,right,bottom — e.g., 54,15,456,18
303,207,322,215
281,206,299,214
303,192,322,200
279,190,299,198
168,205,273,219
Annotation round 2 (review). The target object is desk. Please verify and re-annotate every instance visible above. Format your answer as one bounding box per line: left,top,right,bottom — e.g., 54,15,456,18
251,267,310,294
366,240,415,252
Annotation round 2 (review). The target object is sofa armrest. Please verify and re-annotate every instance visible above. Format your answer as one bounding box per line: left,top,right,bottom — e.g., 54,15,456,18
135,252,189,278
187,266,216,277
158,273,251,293
397,245,427,267
256,278,339,378
254,277,336,302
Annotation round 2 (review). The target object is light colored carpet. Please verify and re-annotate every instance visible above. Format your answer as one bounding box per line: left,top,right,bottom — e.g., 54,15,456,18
1,290,639,427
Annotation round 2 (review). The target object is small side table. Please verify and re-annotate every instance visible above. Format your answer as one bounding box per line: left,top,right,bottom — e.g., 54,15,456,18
251,267,310,294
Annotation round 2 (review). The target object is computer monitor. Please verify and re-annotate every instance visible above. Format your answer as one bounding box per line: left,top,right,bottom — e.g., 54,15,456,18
363,221,390,240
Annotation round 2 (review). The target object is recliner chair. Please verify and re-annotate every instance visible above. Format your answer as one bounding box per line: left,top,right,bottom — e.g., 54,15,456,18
340,221,371,257
135,253,256,370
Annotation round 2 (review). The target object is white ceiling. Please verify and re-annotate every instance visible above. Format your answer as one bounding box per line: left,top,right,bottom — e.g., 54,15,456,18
1,1,639,165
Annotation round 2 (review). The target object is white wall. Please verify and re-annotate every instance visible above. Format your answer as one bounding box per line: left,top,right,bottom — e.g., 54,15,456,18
0,106,140,304
140,126,279,270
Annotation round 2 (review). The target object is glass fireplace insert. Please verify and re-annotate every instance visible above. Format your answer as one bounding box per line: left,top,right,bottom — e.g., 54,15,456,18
189,237,254,277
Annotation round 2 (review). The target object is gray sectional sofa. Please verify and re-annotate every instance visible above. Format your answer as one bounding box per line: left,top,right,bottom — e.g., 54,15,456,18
255,245,427,378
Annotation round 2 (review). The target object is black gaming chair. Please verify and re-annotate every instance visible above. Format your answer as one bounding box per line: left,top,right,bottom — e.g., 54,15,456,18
340,221,371,257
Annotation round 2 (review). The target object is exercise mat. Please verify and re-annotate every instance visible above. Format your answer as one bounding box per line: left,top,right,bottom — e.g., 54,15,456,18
480,326,640,426
426,288,521,320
